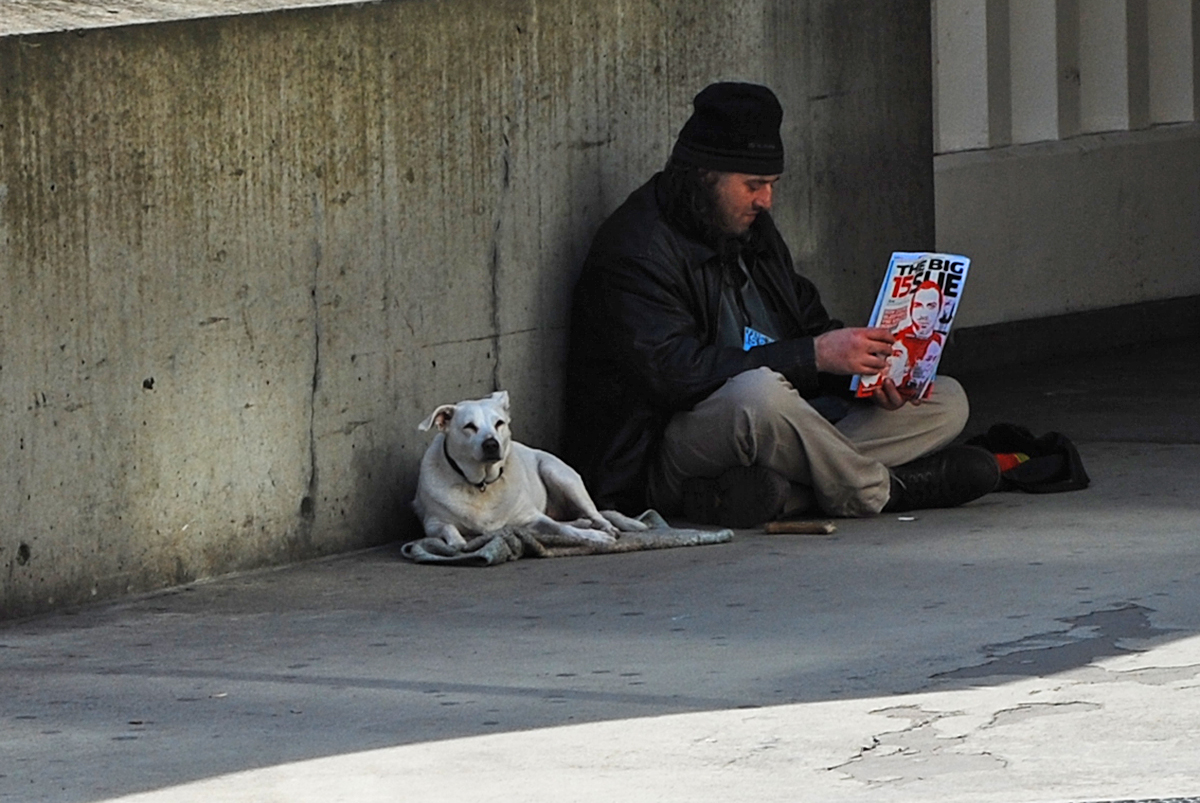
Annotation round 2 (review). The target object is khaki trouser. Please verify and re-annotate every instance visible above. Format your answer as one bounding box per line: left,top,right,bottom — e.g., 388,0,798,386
648,367,970,517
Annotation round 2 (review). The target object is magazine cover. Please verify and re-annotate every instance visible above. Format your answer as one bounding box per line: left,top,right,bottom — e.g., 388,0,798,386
851,251,970,401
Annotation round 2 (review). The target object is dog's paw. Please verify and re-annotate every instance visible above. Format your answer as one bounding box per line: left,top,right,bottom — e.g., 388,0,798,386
558,520,616,544
565,516,617,534
429,524,469,551
589,516,622,536
600,510,649,532
573,526,617,545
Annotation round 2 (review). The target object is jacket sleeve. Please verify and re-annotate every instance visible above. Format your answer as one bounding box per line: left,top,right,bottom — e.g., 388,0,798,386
595,246,839,412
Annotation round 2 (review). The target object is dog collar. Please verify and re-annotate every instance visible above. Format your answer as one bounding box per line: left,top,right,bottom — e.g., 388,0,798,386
443,438,503,492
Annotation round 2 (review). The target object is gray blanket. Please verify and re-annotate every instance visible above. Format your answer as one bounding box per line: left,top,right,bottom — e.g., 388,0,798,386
400,510,732,566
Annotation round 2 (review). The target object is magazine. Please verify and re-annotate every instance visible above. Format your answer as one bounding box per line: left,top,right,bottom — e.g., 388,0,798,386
850,251,970,401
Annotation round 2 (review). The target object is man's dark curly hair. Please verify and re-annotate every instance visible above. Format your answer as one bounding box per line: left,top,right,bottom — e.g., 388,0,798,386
658,158,721,242
658,158,760,268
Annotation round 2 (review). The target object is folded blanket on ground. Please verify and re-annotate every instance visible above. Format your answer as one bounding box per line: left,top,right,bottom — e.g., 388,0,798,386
400,510,732,566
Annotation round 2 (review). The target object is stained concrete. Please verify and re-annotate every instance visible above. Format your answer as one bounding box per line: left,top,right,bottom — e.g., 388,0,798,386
2,339,1199,801
1,1,372,36
0,0,934,618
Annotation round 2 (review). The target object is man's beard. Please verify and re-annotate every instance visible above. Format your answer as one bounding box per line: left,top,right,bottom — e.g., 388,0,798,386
660,162,759,251
699,182,756,246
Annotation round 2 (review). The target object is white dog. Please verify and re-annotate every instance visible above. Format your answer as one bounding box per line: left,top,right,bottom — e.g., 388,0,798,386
413,391,647,549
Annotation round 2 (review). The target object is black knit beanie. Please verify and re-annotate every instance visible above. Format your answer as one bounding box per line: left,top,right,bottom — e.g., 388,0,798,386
671,82,785,175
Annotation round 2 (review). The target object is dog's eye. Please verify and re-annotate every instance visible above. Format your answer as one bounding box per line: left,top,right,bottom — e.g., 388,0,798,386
463,423,478,433
496,420,506,429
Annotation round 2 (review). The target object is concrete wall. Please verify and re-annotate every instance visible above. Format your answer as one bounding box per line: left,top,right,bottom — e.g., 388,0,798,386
0,0,933,617
936,123,1200,329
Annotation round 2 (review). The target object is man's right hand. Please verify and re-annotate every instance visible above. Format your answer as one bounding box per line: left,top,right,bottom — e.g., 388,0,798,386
813,327,895,375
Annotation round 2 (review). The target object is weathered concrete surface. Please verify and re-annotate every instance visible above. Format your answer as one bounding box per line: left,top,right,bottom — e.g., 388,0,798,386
936,123,1200,328
0,0,370,36
0,1,934,617
2,340,1199,802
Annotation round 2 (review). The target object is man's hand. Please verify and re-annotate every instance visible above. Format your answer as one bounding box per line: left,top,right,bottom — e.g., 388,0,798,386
814,327,896,375
871,378,915,411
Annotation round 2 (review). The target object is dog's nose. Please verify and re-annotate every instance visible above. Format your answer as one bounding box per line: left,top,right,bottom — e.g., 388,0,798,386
481,437,501,460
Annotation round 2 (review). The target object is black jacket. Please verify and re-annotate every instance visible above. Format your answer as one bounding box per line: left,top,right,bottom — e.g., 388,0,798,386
563,173,844,511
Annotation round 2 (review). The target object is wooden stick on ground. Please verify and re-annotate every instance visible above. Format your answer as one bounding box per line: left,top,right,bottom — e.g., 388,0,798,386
762,520,837,535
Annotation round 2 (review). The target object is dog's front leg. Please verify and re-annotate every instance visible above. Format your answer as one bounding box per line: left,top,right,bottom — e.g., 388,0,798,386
536,455,621,535
528,514,616,546
424,519,469,550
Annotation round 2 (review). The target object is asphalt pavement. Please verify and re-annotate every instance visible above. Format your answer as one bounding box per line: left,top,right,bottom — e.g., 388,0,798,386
3,338,1199,803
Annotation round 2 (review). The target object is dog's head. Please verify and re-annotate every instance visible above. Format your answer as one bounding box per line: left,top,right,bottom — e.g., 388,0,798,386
418,391,512,476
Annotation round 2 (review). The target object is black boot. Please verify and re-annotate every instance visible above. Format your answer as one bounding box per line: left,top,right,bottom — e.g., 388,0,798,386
682,465,791,528
883,445,1000,513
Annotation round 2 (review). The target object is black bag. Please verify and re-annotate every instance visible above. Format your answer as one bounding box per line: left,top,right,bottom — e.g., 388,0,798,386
966,423,1090,493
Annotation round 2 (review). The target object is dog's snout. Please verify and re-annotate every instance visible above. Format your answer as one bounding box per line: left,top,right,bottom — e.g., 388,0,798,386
481,437,501,459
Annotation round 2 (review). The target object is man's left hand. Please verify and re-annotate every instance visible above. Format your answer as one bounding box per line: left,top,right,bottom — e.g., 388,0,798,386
871,378,918,411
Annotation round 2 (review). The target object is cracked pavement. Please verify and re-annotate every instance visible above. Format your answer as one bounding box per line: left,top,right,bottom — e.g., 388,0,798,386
3,339,1199,802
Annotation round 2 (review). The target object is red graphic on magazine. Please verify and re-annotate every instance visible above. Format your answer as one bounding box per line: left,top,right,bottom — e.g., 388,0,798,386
852,253,970,401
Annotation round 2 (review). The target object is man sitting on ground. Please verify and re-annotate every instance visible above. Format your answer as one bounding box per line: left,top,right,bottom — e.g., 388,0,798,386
563,82,999,527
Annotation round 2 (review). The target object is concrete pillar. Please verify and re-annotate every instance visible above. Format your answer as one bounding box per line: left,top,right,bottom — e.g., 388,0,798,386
1079,0,1151,132
1148,0,1198,122
1004,0,1085,141
933,0,1011,151
1010,0,1060,143
1057,0,1083,138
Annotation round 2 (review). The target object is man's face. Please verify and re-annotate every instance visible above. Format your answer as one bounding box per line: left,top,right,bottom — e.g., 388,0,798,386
711,172,780,235
909,286,941,338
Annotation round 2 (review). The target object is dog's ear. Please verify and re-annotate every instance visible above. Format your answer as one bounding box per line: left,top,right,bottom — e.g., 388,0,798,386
418,404,456,432
489,390,510,412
